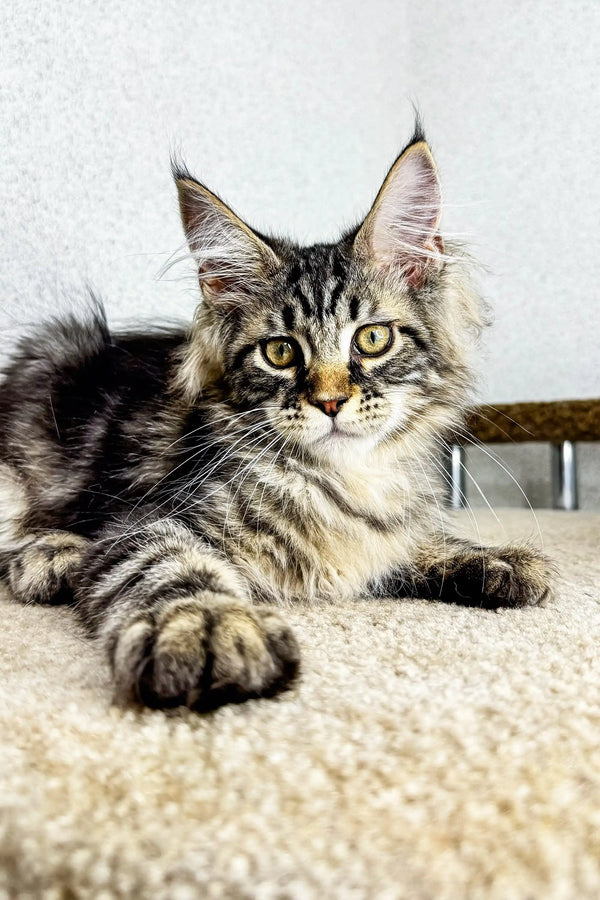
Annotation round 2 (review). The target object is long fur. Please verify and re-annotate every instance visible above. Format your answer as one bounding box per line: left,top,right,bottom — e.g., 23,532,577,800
0,130,553,710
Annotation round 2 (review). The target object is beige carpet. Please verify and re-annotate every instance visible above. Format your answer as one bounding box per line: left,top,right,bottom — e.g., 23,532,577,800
1,510,599,899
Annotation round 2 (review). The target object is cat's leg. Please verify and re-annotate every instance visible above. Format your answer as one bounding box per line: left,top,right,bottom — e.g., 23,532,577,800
390,536,554,609
0,463,90,604
75,518,300,710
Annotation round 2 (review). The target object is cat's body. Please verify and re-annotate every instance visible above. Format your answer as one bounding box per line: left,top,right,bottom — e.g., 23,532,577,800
0,127,553,710
0,313,426,603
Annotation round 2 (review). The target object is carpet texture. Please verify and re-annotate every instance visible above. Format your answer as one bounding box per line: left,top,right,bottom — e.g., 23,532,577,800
1,510,599,899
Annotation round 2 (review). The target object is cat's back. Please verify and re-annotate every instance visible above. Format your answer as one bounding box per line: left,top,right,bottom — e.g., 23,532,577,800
0,308,187,535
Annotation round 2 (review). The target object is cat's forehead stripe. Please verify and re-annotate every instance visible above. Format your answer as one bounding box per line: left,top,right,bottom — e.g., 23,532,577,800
282,304,295,331
284,245,353,324
326,280,344,317
290,278,312,320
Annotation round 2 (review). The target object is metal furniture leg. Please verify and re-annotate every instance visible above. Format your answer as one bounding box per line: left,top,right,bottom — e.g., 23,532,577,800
551,441,578,510
445,444,467,509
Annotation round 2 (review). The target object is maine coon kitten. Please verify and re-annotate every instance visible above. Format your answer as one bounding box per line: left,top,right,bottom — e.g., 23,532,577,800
0,126,552,710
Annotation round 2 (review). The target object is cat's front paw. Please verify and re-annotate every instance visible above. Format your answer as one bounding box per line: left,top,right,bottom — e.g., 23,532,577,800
8,532,90,604
483,546,555,608
427,546,555,609
110,599,300,710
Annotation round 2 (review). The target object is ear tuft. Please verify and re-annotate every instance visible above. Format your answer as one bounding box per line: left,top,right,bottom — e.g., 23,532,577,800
407,109,427,148
355,131,443,288
174,163,279,309
170,152,194,185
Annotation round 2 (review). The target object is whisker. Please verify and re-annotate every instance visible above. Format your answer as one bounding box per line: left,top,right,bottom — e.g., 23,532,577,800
449,429,544,549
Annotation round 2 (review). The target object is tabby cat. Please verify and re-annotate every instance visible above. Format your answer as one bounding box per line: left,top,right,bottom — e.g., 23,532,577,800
0,125,552,710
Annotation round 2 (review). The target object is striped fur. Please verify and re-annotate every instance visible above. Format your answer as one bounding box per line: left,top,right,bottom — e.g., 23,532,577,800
0,128,554,710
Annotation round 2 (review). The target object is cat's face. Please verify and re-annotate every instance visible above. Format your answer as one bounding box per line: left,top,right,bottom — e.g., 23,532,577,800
218,244,439,460
175,127,482,462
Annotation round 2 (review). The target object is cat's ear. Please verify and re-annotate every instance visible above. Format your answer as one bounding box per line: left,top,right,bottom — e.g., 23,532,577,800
354,134,443,288
174,165,280,308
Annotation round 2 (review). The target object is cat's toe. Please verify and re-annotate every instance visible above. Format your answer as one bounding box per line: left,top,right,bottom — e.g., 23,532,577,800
111,599,300,710
489,546,555,608
206,605,300,705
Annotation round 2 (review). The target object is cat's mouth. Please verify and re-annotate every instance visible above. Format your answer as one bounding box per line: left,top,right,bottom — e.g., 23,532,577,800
318,421,362,442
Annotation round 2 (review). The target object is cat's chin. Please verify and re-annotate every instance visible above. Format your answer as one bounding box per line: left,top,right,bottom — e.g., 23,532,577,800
308,427,380,460
320,428,355,442
315,426,361,444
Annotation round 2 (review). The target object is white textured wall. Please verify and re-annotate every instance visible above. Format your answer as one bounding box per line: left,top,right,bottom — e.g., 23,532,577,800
406,0,600,507
0,0,410,342
407,0,600,404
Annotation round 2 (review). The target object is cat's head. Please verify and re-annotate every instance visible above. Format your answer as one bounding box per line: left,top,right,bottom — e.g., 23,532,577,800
174,125,483,463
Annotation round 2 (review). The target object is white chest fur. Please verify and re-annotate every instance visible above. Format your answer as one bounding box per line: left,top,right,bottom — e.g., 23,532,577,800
227,447,430,604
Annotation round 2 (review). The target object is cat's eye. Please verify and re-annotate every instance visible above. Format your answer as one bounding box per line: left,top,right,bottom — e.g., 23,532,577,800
262,338,298,368
353,324,393,357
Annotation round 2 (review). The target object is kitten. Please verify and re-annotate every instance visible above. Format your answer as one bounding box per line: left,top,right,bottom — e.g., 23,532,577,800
0,125,552,710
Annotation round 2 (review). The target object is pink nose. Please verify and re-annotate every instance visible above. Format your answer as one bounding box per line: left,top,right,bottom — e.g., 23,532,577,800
314,396,348,418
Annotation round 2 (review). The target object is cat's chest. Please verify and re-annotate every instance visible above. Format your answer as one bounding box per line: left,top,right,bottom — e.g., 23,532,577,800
225,456,421,602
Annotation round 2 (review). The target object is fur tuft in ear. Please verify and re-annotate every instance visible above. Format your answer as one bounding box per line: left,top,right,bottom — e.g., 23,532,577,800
173,162,280,309
355,130,443,288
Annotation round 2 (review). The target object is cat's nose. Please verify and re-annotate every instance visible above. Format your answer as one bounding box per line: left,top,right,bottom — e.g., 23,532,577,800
311,396,349,418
